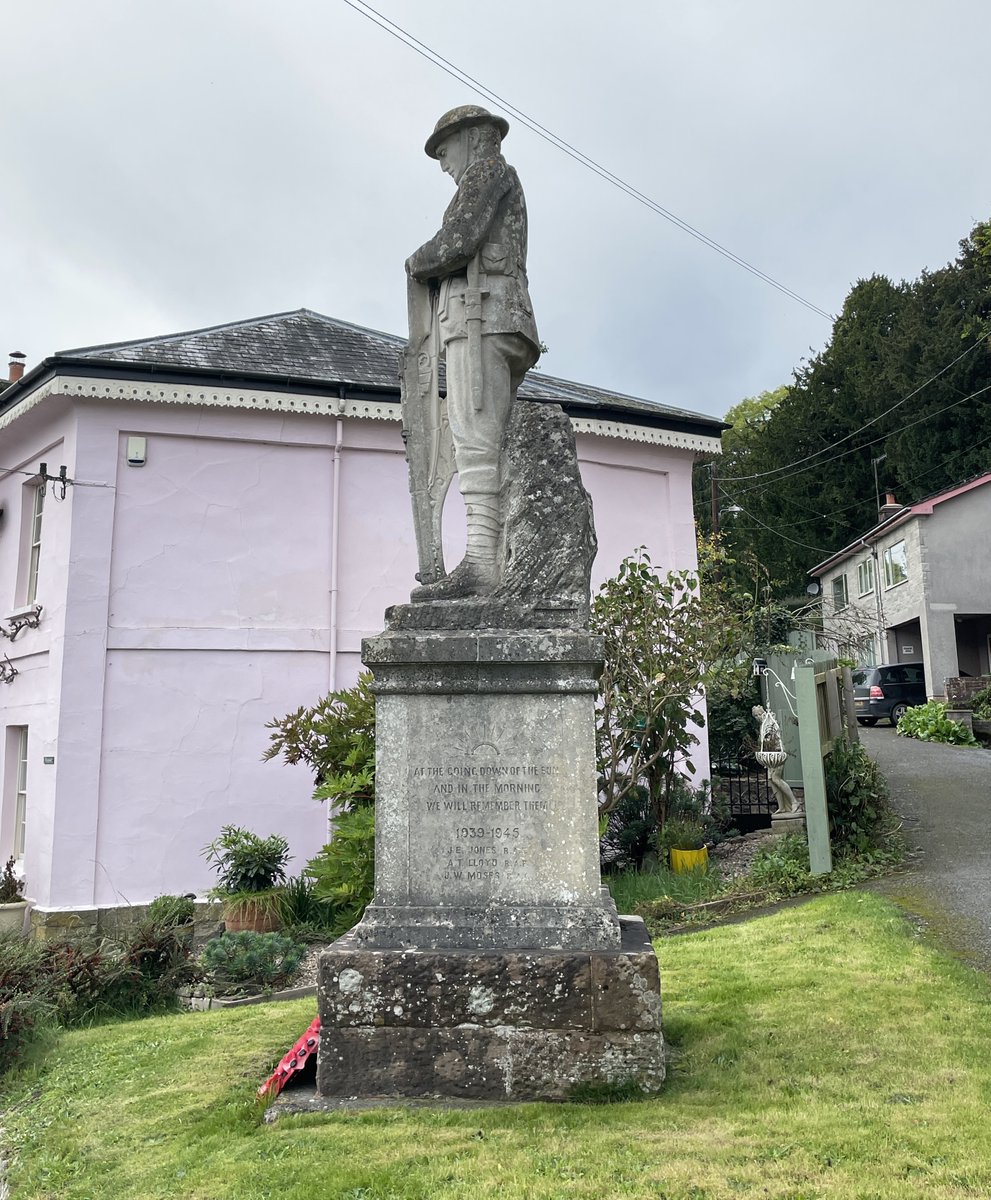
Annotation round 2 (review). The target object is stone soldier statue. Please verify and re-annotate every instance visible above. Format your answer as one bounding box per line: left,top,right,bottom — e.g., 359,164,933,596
403,105,540,600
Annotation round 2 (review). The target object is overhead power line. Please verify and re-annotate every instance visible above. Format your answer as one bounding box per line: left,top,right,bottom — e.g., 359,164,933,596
723,501,838,556
341,0,834,321
728,380,991,500
721,419,991,530
718,397,991,555
725,329,991,485
720,418,991,536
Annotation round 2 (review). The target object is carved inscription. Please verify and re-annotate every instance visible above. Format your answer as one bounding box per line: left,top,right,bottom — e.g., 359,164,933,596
410,760,557,887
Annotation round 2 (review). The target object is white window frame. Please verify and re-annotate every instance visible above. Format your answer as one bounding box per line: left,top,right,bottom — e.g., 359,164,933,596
25,482,45,605
12,727,27,863
883,540,908,589
831,574,848,612
857,557,875,597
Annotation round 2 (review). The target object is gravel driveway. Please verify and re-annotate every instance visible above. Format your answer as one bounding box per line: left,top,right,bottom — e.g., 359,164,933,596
860,724,991,967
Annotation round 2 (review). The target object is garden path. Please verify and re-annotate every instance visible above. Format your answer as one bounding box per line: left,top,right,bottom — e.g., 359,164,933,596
861,724,991,968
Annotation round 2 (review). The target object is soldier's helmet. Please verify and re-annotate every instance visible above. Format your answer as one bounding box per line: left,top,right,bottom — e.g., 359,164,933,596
425,105,509,159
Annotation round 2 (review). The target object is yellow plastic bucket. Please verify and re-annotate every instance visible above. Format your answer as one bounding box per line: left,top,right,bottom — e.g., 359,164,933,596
670,846,709,874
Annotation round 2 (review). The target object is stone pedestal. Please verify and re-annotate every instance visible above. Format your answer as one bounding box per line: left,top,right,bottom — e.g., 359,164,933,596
771,810,807,838
317,917,664,1102
316,627,665,1102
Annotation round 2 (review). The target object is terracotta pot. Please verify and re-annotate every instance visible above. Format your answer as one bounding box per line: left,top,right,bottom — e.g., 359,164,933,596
223,899,281,933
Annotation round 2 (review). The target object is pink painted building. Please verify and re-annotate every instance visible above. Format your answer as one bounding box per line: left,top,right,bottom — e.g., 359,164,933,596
0,311,722,923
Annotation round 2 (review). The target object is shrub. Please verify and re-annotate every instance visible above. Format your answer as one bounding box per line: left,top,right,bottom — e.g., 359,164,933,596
0,991,56,1073
657,817,707,853
746,834,812,896
202,826,292,894
600,786,657,872
0,856,25,904
117,921,197,1008
277,873,337,938
264,673,375,808
825,738,898,853
199,931,305,990
591,547,754,832
0,924,194,1070
666,776,737,847
967,684,991,720
0,938,59,1072
896,701,980,747
306,806,376,937
706,680,761,769
146,894,195,927
264,676,377,935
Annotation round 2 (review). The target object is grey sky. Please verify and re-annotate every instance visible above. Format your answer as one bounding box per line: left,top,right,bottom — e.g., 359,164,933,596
2,1,989,419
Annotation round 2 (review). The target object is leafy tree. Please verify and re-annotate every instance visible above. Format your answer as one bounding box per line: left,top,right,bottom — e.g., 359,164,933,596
591,546,754,834
704,216,991,596
263,671,375,807
264,674,377,935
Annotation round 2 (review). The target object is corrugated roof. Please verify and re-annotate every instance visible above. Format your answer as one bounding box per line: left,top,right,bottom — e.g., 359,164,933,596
55,308,723,433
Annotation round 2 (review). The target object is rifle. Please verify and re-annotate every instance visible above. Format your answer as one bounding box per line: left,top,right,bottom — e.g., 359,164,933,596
465,252,488,412
400,277,454,584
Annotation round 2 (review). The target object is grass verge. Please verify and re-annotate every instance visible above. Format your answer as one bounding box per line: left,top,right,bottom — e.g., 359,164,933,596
609,836,904,932
4,892,991,1199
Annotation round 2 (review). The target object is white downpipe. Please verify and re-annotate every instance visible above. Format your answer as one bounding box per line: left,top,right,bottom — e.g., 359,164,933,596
327,416,345,844
329,417,344,693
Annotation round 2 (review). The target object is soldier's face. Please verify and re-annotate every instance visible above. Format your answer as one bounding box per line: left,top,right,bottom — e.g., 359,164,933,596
436,131,469,183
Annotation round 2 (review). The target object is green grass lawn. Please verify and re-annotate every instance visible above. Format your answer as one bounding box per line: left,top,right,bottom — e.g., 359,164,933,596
5,892,991,1199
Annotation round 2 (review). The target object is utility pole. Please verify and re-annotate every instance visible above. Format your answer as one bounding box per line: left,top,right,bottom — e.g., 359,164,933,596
710,461,719,536
871,454,887,519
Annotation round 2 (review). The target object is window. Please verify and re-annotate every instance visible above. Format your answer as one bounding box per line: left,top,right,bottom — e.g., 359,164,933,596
25,483,44,604
12,727,27,862
883,540,908,588
857,557,875,596
831,574,848,612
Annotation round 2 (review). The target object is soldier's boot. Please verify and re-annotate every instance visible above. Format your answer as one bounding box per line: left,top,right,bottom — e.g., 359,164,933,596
411,495,501,601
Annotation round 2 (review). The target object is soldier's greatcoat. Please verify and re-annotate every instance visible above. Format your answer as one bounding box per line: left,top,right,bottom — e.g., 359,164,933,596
406,155,539,356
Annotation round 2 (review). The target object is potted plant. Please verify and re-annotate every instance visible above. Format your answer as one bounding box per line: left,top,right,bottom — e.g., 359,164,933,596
0,857,28,936
201,826,292,933
969,683,991,743
661,819,709,875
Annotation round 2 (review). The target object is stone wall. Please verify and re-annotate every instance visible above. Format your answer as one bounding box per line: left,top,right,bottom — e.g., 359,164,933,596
945,676,991,706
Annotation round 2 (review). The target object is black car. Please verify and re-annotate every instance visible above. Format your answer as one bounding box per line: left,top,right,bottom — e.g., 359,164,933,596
852,662,927,727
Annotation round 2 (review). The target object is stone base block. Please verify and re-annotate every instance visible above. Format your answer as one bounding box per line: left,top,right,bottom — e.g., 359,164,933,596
355,892,621,952
771,811,807,838
317,916,664,1102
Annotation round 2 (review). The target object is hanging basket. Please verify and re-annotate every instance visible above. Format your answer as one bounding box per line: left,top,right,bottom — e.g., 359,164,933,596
756,749,788,771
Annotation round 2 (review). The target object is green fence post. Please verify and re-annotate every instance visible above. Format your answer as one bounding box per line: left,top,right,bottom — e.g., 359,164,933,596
794,664,833,875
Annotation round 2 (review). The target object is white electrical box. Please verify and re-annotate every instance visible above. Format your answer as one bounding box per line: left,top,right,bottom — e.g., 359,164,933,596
126,436,147,466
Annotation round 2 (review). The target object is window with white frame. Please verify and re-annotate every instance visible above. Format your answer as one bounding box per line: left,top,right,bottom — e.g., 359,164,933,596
25,483,45,604
857,557,875,596
831,574,848,612
12,727,27,862
883,540,908,588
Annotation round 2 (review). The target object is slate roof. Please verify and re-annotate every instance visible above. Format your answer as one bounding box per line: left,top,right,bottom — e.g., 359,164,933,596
809,470,991,576
14,309,724,436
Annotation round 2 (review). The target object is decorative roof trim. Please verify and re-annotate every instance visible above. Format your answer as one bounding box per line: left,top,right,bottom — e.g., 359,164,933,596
570,416,720,453
0,375,721,452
